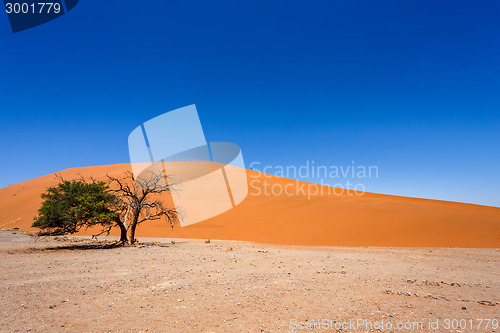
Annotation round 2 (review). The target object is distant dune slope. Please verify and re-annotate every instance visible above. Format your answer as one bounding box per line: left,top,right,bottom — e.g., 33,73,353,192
0,164,499,247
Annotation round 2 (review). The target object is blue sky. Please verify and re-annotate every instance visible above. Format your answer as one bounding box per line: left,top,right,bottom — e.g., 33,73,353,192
0,0,499,207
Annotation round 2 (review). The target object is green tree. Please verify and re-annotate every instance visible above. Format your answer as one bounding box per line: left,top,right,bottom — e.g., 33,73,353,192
32,179,121,237
32,171,179,245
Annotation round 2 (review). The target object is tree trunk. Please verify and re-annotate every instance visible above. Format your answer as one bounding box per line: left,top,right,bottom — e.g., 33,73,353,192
114,216,128,245
128,222,138,245
119,224,128,244
127,210,140,245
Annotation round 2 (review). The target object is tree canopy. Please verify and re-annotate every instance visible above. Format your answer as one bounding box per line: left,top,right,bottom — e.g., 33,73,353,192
32,179,120,235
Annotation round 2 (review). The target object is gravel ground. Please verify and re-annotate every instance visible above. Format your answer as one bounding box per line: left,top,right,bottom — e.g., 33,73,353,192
0,231,498,332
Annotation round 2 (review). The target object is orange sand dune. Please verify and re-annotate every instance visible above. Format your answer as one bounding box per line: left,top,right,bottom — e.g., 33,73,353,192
0,163,499,247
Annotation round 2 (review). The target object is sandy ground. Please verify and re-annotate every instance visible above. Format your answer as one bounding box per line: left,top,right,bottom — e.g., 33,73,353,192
0,232,498,332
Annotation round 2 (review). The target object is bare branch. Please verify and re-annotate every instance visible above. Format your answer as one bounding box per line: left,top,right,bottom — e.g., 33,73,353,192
91,224,113,238
105,169,179,244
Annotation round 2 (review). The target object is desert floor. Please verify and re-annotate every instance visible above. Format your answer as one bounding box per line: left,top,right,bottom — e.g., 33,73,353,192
0,231,498,332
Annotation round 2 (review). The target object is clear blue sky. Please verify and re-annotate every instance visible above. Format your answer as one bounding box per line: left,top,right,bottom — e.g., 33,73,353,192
1,0,499,207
